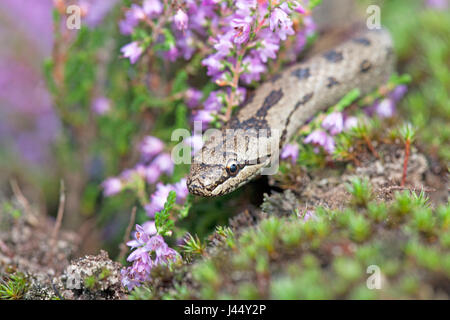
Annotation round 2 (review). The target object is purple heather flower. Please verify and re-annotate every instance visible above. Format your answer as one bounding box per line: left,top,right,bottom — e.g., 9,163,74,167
426,0,448,9
192,110,215,129
302,210,317,222
130,4,146,20
127,224,152,248
185,88,203,108
144,235,180,264
303,15,317,36
202,53,224,78
144,164,161,184
294,16,316,54
119,19,135,35
120,267,141,290
236,87,247,104
281,143,299,164
344,116,358,131
121,220,179,289
145,183,174,217
231,16,252,44
294,1,307,14
119,168,136,182
145,234,166,252
132,255,152,275
151,153,174,176
119,4,144,35
157,246,180,264
79,0,119,28
142,220,157,236
375,98,396,118
177,31,196,60
269,8,295,41
241,55,266,84
143,0,163,18
165,44,179,62
174,9,189,31
173,178,189,203
120,41,143,64
304,130,335,154
184,134,204,155
102,177,122,197
390,85,408,102
294,30,307,54
280,1,305,14
322,112,344,135
236,0,257,11
257,29,280,62
212,32,234,56
133,164,147,178
140,136,164,161
92,96,111,115
204,91,224,111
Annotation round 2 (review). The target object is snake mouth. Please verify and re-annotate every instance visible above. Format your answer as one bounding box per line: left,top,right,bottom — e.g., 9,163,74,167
187,182,222,197
186,174,221,197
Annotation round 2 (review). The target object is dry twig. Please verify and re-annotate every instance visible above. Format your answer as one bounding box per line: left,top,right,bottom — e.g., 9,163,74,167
118,206,137,262
46,180,66,264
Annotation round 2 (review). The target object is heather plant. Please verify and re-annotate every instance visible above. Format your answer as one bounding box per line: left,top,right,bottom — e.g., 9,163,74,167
0,0,448,300
107,0,322,290
43,0,442,291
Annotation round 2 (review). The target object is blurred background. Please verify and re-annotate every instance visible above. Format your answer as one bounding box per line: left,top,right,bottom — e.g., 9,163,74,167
0,0,448,258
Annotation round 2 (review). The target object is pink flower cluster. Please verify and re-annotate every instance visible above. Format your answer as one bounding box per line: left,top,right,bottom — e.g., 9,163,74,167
281,84,408,163
145,179,189,217
196,0,314,128
121,221,180,290
118,1,316,129
371,84,408,118
101,136,174,196
102,135,189,217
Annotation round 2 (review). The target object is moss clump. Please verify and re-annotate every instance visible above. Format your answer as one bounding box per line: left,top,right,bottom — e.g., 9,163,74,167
0,273,29,300
136,181,449,300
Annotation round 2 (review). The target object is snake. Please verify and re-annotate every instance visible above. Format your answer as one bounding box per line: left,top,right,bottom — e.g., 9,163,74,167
186,14,395,197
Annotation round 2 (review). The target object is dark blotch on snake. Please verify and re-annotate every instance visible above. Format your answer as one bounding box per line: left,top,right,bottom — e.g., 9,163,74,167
360,59,372,73
270,74,282,83
291,67,310,80
326,77,340,88
323,50,343,63
353,37,371,46
280,92,314,146
256,89,284,118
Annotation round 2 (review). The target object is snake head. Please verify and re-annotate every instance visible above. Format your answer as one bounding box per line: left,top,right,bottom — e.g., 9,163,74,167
186,128,277,197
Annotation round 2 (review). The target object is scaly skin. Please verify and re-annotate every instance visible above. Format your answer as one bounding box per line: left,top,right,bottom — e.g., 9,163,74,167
187,28,394,197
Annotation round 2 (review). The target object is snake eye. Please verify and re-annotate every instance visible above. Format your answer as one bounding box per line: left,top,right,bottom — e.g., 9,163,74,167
226,160,239,176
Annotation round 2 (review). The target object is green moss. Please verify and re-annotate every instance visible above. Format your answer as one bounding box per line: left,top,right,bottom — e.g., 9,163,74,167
346,177,372,207
349,215,371,242
367,202,388,223
84,276,97,290
146,180,450,300
0,273,29,300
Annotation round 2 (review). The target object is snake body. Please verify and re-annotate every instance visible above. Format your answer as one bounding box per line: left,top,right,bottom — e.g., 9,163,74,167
187,28,395,197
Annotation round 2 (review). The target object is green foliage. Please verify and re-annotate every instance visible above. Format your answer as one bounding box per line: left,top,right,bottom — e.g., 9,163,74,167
155,191,176,236
0,273,28,300
378,0,450,162
399,123,417,143
148,181,450,300
2,201,21,220
346,177,372,207
181,233,206,256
